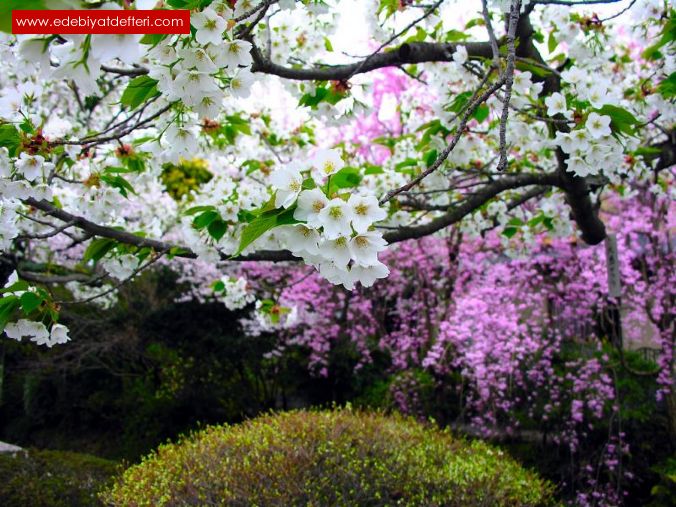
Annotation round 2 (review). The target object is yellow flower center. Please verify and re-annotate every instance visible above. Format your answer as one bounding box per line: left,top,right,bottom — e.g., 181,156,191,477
328,206,342,219
355,236,369,248
355,203,368,216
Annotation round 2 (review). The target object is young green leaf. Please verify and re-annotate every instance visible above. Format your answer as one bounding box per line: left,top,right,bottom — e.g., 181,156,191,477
0,124,22,156
19,291,43,314
207,219,228,241
235,207,298,257
121,76,160,110
83,238,117,263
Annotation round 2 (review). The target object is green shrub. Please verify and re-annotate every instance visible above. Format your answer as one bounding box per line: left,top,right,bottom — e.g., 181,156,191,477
104,409,554,506
160,158,212,200
0,449,118,507
647,456,676,507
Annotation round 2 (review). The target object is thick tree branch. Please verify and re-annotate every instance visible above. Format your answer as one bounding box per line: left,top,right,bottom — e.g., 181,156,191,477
514,11,607,244
22,172,559,269
104,41,495,82
23,198,294,263
250,41,494,81
383,173,560,243
19,271,95,284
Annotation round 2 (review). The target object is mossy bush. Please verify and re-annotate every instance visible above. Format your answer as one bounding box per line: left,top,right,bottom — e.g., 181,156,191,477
104,409,553,506
0,449,118,507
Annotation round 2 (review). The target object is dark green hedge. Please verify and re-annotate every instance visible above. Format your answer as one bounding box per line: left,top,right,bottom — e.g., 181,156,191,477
0,449,118,507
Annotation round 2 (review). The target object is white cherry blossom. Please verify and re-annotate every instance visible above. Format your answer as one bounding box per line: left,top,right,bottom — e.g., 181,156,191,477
349,231,388,267
192,7,227,46
310,148,344,180
586,113,612,139
347,194,387,234
294,188,329,227
284,224,321,256
318,198,354,239
320,236,352,267
270,164,303,208
229,70,255,99
15,153,53,182
219,40,253,70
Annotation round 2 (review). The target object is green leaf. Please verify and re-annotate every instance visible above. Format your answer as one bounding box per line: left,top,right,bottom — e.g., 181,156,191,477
0,280,29,295
299,87,329,108
641,17,675,61
596,104,640,137
394,159,418,171
212,280,225,292
19,291,42,314
193,210,219,229
103,166,136,174
364,164,384,175
324,37,333,52
224,115,251,136
473,104,490,123
19,117,35,135
423,149,438,168
465,17,484,30
120,76,160,110
235,207,298,257
207,219,228,241
328,167,362,193
515,58,551,78
634,146,662,157
0,0,46,34
527,214,545,227
0,296,20,333
83,238,117,263
166,0,209,8
100,174,136,198
377,0,399,19
404,27,427,44
184,205,216,216
140,33,168,46
502,226,518,238
657,72,676,99
0,124,22,156
444,29,469,42
167,246,191,259
547,32,558,53
447,91,472,114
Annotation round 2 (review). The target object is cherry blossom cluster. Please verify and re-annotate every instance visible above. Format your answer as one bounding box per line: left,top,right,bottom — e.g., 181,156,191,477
267,148,390,289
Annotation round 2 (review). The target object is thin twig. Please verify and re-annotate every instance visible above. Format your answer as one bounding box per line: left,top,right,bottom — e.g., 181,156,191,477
380,72,505,204
496,0,522,172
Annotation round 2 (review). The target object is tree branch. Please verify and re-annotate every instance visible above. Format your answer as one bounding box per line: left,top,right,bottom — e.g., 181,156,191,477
23,198,294,263
380,73,506,204
383,172,560,243
250,41,493,81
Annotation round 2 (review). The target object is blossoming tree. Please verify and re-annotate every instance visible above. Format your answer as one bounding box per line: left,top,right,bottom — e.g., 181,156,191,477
0,0,672,362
